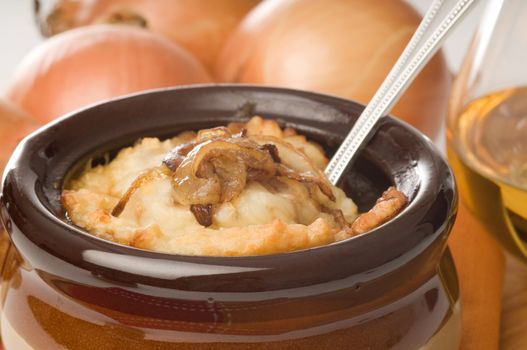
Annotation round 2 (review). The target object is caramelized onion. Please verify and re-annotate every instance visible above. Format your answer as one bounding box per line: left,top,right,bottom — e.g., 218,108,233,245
276,164,335,202
112,166,170,217
196,126,234,142
172,139,278,205
163,141,197,171
250,135,335,201
351,187,407,234
78,117,409,242
190,204,214,227
113,122,343,227
259,144,281,163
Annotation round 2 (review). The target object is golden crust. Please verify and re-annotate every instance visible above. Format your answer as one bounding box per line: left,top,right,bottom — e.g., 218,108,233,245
158,218,341,256
62,117,357,256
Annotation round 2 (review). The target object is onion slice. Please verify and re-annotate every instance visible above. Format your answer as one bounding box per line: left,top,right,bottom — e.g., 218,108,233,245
111,166,171,217
172,139,277,205
250,135,335,201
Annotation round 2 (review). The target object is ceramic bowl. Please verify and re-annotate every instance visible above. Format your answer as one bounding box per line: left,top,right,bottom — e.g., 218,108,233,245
0,85,459,350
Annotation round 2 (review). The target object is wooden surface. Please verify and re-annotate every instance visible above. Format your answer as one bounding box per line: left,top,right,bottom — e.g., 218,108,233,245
448,201,505,350
500,255,527,349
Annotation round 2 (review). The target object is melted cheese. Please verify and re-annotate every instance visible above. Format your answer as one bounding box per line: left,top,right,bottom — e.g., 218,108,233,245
63,117,357,256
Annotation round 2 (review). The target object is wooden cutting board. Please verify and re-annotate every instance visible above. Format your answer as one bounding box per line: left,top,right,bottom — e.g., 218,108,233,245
500,255,527,349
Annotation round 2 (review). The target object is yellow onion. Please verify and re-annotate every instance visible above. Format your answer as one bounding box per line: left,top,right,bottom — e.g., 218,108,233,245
0,99,40,171
36,0,261,71
216,0,451,139
6,25,212,123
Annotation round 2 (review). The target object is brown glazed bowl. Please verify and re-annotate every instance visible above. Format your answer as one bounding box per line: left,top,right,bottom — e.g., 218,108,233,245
0,85,459,349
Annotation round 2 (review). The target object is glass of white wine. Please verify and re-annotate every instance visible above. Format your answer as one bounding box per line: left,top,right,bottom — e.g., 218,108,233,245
448,0,527,261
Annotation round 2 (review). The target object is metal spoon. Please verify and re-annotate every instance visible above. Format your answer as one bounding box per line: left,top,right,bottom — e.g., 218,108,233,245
325,0,479,185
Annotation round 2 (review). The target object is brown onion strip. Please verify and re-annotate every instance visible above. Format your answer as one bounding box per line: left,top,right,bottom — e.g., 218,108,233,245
111,166,171,217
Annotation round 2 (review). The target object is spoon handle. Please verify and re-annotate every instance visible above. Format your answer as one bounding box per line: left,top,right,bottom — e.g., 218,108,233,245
325,0,478,185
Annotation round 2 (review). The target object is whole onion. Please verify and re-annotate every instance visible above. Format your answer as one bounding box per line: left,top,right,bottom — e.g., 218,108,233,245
6,25,212,123
35,0,260,72
216,0,451,139
0,99,40,171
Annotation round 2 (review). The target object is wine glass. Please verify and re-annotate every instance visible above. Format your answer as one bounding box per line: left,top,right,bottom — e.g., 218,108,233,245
447,0,527,261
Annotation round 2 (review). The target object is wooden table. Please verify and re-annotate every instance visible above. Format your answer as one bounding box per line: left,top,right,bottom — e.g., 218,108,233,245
500,255,527,349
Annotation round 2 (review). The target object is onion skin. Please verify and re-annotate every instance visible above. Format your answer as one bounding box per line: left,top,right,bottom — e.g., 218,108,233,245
6,25,212,123
0,99,40,171
37,0,261,72
216,0,451,139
